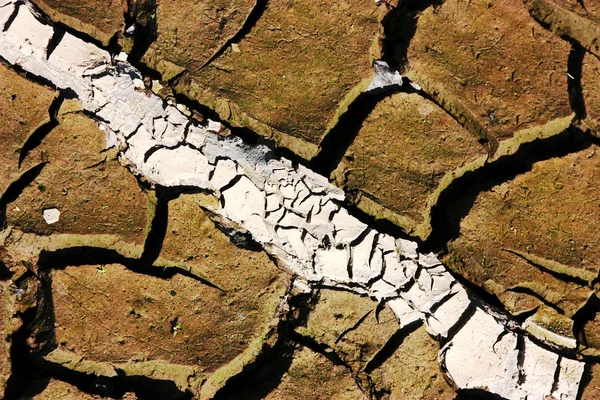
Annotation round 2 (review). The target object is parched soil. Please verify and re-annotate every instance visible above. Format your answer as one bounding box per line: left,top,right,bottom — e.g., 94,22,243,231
2,0,600,398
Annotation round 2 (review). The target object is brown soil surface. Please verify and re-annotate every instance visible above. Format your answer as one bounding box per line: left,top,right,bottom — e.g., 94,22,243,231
297,289,400,371
5,112,148,244
31,0,126,46
144,0,256,73
405,0,571,147
144,0,388,158
4,0,600,397
444,145,600,329
0,64,55,196
367,325,455,400
262,346,366,400
335,92,486,239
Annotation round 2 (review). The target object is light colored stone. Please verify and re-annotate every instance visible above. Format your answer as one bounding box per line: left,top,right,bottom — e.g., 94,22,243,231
42,208,60,224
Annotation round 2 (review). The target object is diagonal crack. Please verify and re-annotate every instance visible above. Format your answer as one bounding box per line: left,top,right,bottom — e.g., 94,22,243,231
199,0,269,70
18,93,64,167
0,162,47,228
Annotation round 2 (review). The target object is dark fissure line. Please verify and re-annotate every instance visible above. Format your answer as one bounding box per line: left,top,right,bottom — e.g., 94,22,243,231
199,0,269,70
363,320,422,373
454,388,510,400
503,248,590,288
424,126,597,253
1,0,21,32
0,162,47,228
36,246,223,291
505,286,564,315
567,43,587,120
18,93,65,167
335,310,373,344
308,86,401,177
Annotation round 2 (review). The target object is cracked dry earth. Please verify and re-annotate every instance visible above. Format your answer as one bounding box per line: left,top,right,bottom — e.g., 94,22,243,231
2,1,600,400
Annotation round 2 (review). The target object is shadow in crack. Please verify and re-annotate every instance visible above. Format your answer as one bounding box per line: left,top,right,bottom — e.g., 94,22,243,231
4,269,58,400
211,290,315,400
199,0,269,69
125,0,158,65
4,307,38,400
37,247,222,291
28,360,193,400
423,126,599,253
140,186,178,265
0,260,12,280
308,0,445,178
572,293,600,349
567,43,587,120
308,86,402,178
454,389,509,400
0,162,47,229
380,0,444,71
363,320,422,373
18,93,65,168
213,340,296,400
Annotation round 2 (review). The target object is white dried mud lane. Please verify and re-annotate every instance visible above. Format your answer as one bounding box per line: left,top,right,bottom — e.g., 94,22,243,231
0,1,587,398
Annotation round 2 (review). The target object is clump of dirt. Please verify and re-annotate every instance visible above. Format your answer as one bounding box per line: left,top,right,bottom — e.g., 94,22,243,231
334,92,487,239
405,0,571,146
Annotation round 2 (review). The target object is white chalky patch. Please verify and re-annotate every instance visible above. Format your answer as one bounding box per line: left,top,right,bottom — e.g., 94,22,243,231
366,60,403,92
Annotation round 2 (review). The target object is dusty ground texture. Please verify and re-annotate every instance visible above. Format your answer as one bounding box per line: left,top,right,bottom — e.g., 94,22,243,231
1,0,600,399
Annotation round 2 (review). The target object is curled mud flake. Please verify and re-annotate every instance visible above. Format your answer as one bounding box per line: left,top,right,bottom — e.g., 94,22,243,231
388,297,422,328
42,208,60,224
396,238,418,259
365,60,403,92
369,279,397,300
418,252,442,268
5,4,52,52
314,247,351,284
